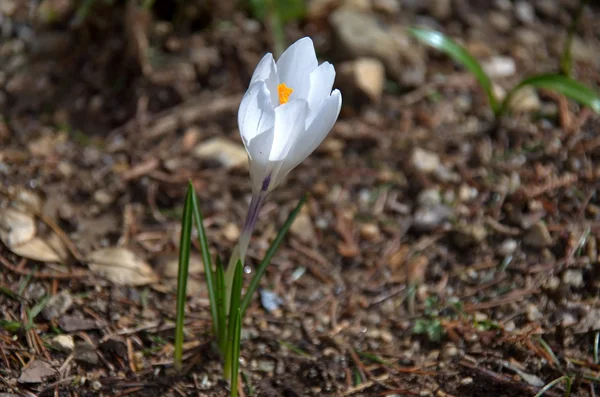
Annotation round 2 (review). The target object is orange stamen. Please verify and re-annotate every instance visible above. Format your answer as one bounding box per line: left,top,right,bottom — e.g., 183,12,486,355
278,83,293,105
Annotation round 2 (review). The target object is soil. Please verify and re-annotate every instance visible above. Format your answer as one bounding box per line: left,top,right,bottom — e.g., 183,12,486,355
1,0,600,396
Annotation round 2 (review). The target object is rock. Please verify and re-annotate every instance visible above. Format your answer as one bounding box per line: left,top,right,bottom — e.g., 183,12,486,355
562,269,583,288
411,148,440,173
193,137,248,169
290,211,317,244
509,86,540,113
338,58,386,104
360,223,380,242
417,188,441,208
570,36,600,67
306,0,337,19
42,291,73,320
372,0,400,15
222,223,240,242
458,184,478,202
18,360,56,383
535,0,559,18
498,239,518,256
482,56,516,78
413,205,452,232
453,223,487,248
74,341,99,365
515,1,535,24
260,290,283,313
489,11,512,33
329,8,425,86
428,0,452,20
526,304,543,321
49,334,75,353
58,314,103,332
523,221,552,248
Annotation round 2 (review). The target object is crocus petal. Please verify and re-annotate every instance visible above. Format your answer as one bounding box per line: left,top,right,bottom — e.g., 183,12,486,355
276,37,318,101
246,127,275,193
272,90,341,188
238,81,276,143
269,99,308,162
250,53,279,106
306,62,336,123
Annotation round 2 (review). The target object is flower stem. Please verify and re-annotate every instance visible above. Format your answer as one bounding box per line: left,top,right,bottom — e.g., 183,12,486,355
224,192,265,313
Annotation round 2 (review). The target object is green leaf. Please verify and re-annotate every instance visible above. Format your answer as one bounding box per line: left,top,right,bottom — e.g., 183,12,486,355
216,255,227,353
408,27,499,114
0,320,22,333
190,182,219,339
500,74,600,116
224,260,243,380
174,184,194,372
230,308,242,397
240,195,307,316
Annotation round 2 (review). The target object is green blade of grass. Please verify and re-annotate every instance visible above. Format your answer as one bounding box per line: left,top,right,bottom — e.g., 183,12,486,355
533,375,572,397
500,74,600,116
225,260,243,378
560,0,589,77
190,182,219,339
216,255,227,353
230,308,242,397
408,27,498,114
174,185,194,372
239,195,307,316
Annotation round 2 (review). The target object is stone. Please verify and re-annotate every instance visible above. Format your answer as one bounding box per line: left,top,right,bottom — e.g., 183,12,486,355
329,8,424,86
526,304,543,321
498,239,518,257
360,223,380,242
372,0,400,15
562,269,583,288
489,11,512,33
74,341,99,365
413,205,452,232
193,137,247,169
42,291,73,321
509,86,540,113
523,221,552,248
453,223,487,248
411,148,440,173
417,188,441,208
515,1,535,24
49,334,75,353
482,56,516,78
338,58,386,104
428,0,452,20
290,211,317,244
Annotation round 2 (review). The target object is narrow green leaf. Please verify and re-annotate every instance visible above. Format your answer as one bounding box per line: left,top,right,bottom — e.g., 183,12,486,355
533,375,572,397
230,308,242,397
0,320,22,333
190,182,219,339
224,260,243,379
560,0,589,77
500,74,600,116
29,295,50,322
216,255,227,353
174,185,194,372
408,27,499,113
240,195,307,316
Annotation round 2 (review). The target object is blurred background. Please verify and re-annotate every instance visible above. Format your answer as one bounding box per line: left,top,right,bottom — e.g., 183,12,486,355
1,1,600,396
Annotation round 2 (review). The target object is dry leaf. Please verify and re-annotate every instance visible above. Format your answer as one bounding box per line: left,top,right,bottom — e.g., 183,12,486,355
87,247,158,286
0,208,36,247
10,236,65,262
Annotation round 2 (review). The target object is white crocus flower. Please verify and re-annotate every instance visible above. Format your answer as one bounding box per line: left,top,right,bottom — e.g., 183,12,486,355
226,37,341,290
238,36,342,195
